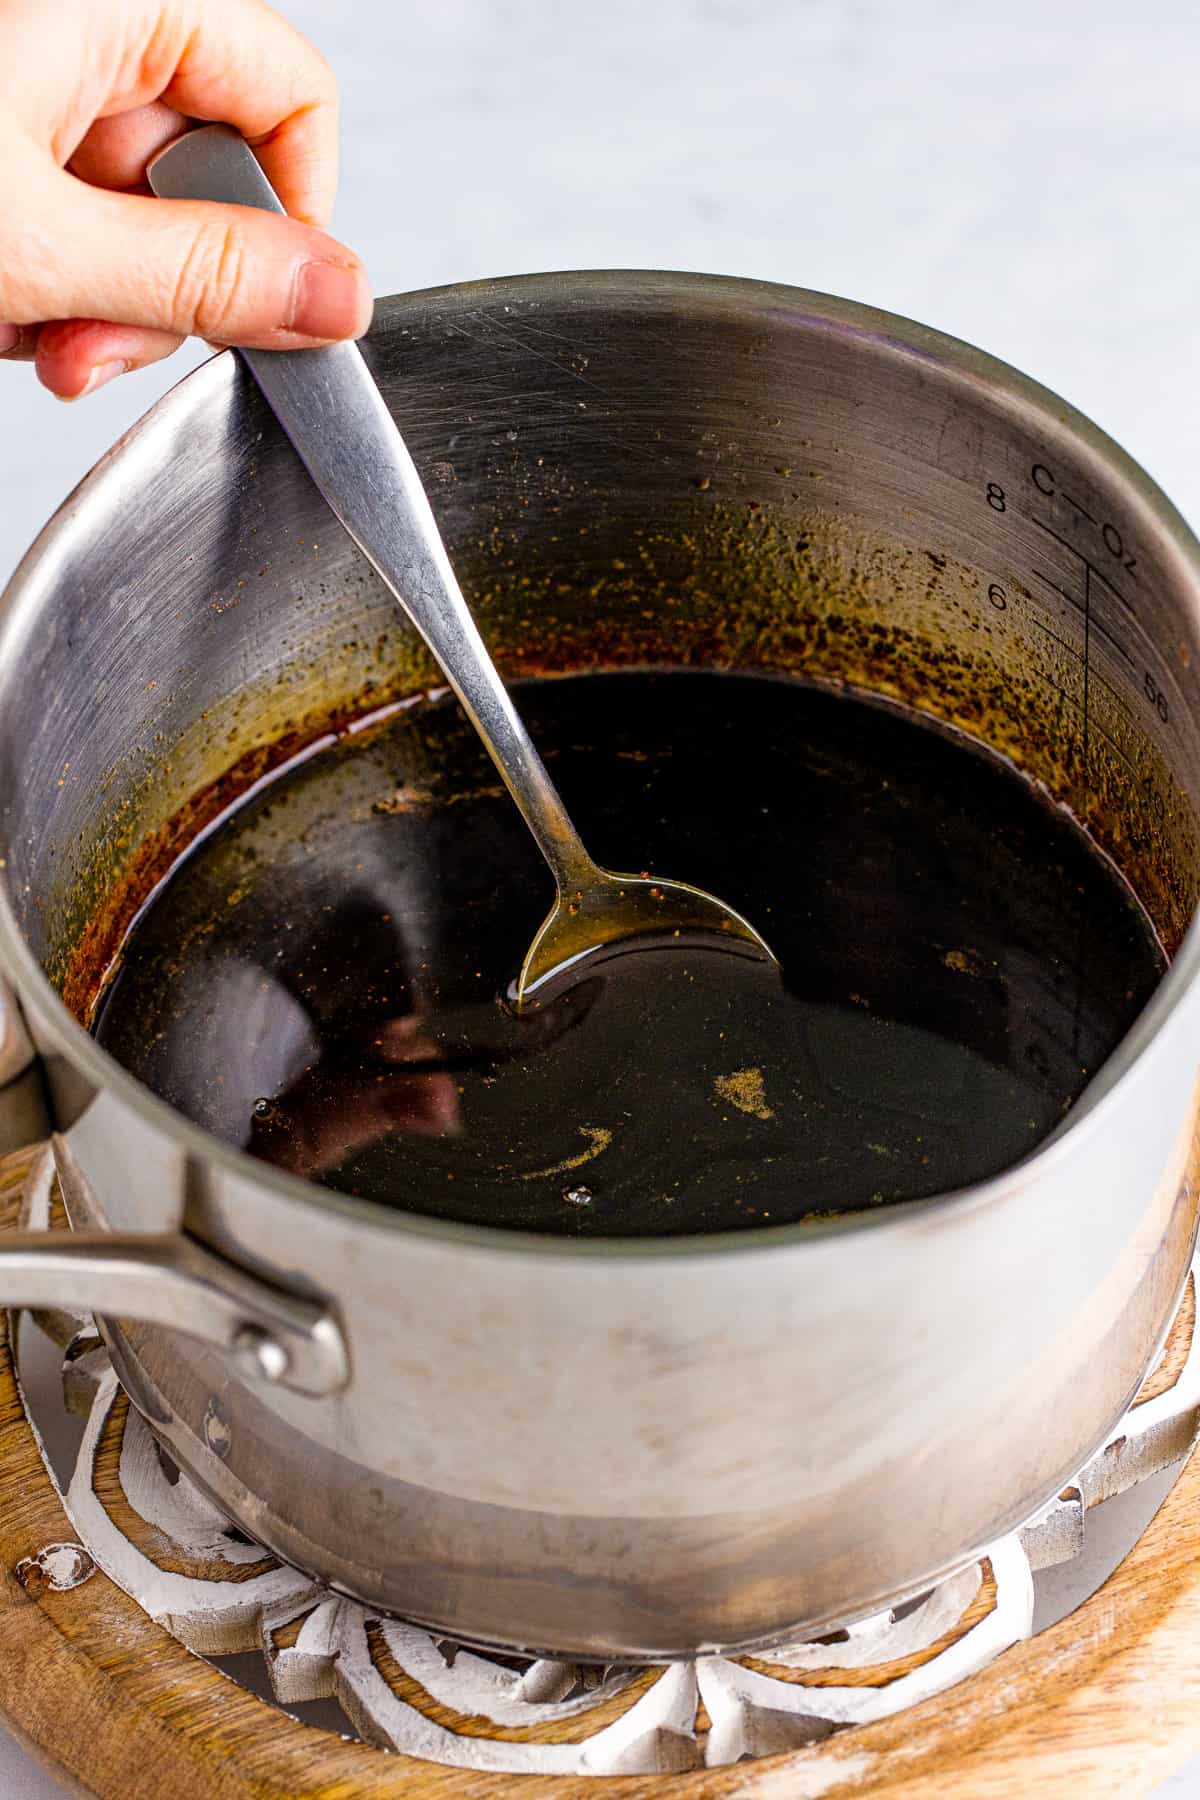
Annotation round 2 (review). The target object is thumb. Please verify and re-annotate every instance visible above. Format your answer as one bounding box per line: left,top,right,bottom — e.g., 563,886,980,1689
27,172,372,348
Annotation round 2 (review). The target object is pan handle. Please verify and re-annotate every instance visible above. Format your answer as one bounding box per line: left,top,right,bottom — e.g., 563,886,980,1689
0,1139,350,1399
0,878,348,1400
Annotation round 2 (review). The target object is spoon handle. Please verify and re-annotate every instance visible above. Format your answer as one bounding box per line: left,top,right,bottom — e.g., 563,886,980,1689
148,125,594,896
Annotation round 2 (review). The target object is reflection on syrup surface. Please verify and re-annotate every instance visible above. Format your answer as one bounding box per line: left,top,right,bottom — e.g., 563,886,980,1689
92,672,1165,1236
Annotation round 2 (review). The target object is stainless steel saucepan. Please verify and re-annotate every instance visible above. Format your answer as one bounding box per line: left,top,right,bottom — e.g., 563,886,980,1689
0,274,1197,1658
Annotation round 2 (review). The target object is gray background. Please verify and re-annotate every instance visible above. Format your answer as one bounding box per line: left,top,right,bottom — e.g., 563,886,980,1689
2,0,1200,1791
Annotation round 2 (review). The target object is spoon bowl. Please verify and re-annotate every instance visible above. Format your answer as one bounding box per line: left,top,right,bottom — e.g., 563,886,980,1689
518,865,774,1004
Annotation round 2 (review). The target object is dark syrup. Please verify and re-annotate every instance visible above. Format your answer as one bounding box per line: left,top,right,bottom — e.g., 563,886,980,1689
91,672,1165,1236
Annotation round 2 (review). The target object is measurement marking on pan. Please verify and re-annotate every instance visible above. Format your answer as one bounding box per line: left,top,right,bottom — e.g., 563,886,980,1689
1027,619,1138,729
1058,489,1097,526
982,470,1177,803
1031,463,1138,578
1031,517,1137,615
1091,663,1137,720
1028,615,1075,658
1027,618,1129,705
1030,570,1135,668
1089,558,1140,619
1038,673,1137,777
1031,568,1073,605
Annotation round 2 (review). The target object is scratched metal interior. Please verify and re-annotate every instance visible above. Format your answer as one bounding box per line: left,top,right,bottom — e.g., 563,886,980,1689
3,277,1199,999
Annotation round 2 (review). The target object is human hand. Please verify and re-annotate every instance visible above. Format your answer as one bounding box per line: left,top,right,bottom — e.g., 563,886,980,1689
0,0,370,399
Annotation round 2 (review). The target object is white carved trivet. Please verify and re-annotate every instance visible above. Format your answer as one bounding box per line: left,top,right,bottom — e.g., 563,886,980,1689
17,1203,1198,1779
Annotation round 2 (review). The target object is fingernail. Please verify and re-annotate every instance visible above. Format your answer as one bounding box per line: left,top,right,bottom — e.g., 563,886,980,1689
0,324,19,356
57,360,129,403
286,259,371,341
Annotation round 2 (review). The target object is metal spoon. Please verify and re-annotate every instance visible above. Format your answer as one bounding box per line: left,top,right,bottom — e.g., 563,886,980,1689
148,126,775,1005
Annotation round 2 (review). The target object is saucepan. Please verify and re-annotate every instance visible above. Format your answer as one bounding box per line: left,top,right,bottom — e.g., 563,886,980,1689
0,274,1197,1658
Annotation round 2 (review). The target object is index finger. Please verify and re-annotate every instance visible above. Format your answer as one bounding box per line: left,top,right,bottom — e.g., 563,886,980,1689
168,0,339,226
85,0,340,227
